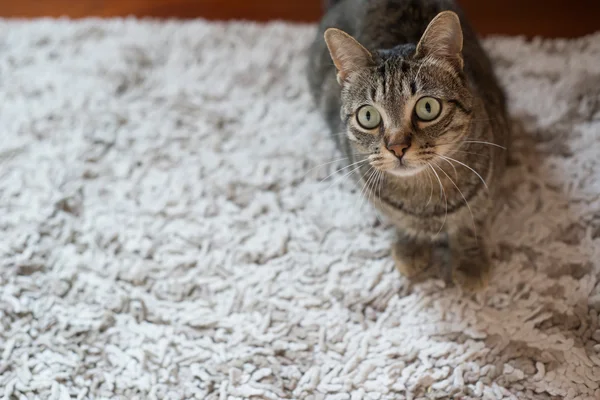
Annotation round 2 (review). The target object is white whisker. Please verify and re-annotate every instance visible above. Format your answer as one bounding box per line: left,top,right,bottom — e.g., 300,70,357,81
318,158,368,185
378,170,384,204
301,160,366,203
462,140,506,150
367,170,384,225
301,156,349,178
424,167,434,207
437,155,458,180
433,162,477,239
437,154,489,190
357,167,377,211
428,162,447,238
326,161,367,190
451,150,489,158
306,160,369,205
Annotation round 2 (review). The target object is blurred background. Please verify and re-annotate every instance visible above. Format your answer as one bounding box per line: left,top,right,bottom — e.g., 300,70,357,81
2,0,599,38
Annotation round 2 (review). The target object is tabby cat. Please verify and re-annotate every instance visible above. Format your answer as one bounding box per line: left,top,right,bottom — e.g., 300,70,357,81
307,0,510,290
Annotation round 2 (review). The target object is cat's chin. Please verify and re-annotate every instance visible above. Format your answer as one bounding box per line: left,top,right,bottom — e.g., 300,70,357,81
385,165,425,178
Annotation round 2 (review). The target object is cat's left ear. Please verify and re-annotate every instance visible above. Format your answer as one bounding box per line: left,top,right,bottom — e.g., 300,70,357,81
324,28,374,85
416,11,464,69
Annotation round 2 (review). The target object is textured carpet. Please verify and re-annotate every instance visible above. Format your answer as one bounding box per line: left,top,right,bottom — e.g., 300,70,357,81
1,18,600,400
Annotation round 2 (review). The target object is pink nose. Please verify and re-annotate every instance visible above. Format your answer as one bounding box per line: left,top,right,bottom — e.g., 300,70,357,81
386,137,411,159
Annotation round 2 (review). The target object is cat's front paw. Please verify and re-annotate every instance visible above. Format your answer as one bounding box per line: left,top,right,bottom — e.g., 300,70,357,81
452,258,490,292
391,240,431,278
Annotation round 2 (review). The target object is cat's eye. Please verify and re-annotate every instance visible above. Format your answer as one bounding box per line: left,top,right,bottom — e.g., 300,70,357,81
356,105,381,129
414,97,441,121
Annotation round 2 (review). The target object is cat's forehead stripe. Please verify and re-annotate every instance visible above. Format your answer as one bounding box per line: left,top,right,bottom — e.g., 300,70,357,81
410,81,417,95
379,62,387,96
400,60,410,74
370,84,377,101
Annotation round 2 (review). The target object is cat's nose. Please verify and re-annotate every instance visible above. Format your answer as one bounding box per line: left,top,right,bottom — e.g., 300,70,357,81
386,137,412,159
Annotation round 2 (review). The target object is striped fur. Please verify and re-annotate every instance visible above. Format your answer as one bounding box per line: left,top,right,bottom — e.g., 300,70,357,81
307,0,510,290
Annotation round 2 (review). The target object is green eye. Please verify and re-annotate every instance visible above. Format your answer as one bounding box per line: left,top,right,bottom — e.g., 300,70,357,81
415,97,442,121
356,105,381,129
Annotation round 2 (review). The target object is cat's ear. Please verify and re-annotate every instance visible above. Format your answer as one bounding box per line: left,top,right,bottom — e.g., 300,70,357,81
324,28,374,84
416,11,464,69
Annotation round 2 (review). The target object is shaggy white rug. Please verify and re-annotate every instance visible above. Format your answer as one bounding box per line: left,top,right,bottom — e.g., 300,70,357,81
0,18,599,400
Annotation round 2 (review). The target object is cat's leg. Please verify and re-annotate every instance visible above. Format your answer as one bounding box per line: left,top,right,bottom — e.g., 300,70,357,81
391,232,432,278
449,220,491,291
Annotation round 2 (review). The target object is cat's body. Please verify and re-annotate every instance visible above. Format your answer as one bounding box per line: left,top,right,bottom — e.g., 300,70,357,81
307,0,510,289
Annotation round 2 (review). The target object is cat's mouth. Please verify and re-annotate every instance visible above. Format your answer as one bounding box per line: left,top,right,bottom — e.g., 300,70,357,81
368,149,424,177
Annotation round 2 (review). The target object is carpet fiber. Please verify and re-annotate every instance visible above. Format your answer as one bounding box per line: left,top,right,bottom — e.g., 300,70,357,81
1,19,600,400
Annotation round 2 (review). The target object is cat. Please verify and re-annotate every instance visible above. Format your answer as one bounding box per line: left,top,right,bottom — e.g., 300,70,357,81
307,0,510,290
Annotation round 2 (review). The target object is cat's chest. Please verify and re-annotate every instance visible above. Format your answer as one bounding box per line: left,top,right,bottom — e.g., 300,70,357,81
357,170,434,214
360,167,484,219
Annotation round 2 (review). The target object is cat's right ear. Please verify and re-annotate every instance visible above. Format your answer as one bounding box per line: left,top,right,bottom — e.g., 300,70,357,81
324,28,374,85
415,11,464,69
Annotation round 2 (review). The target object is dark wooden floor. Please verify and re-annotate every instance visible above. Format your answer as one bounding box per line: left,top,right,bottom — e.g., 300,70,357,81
2,0,599,38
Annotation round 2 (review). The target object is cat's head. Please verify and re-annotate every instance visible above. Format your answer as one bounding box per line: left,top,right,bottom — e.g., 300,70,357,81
324,11,472,177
